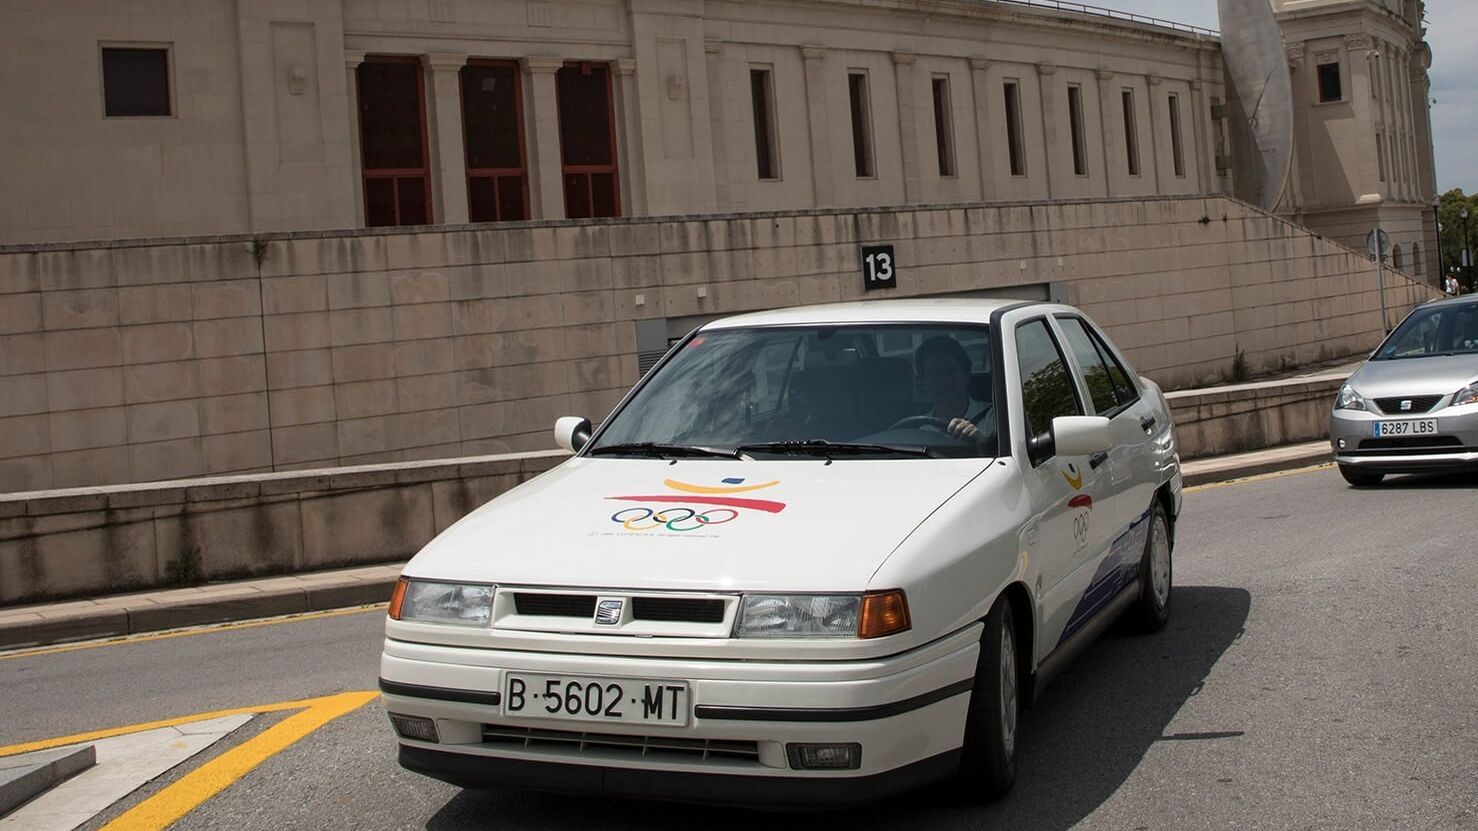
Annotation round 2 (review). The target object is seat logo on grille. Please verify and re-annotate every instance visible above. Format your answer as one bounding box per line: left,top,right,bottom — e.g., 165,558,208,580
595,599,624,625
1400,400,1413,411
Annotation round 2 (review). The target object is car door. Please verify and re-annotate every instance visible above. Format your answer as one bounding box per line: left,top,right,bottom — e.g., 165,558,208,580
1008,317,1111,659
1051,314,1158,604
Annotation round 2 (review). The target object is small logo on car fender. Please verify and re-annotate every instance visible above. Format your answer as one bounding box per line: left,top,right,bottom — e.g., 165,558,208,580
1062,463,1084,490
595,599,624,625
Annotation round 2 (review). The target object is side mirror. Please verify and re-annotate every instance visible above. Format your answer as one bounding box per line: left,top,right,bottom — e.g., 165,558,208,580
1052,415,1113,457
554,416,592,452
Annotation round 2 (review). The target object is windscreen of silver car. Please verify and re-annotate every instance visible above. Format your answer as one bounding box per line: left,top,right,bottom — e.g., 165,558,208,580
1374,302,1478,360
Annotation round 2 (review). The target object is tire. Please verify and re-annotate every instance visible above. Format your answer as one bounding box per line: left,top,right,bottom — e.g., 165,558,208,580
1126,500,1172,634
948,597,1019,803
1339,465,1385,487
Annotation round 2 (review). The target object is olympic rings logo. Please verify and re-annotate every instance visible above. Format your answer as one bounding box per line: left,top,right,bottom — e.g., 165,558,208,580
611,506,740,532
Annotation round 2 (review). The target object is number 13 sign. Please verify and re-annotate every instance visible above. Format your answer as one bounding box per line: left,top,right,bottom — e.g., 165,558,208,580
860,244,897,291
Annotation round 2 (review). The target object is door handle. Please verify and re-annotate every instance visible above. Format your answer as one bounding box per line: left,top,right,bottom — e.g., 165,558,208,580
1089,451,1109,470
1140,415,1157,433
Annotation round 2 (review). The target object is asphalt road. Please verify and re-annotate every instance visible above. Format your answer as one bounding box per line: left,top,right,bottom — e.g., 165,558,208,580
2,466,1476,830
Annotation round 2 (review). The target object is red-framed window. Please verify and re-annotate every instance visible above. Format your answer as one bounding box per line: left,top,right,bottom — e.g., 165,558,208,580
357,56,432,227
556,61,621,218
460,60,529,222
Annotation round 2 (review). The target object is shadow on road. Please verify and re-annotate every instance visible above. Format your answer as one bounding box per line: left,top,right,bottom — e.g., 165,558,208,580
1362,471,1477,490
425,586,1251,831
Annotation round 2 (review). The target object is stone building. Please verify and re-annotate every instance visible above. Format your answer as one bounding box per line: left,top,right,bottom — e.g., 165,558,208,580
0,0,1437,277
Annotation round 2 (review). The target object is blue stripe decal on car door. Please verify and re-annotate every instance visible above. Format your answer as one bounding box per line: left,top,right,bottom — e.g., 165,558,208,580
1056,508,1152,646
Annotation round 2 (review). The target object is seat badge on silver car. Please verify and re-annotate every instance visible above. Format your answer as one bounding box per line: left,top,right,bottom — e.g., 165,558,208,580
595,598,624,625
1400,400,1413,411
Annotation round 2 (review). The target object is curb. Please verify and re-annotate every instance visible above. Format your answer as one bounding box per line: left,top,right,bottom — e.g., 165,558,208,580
0,745,97,815
1181,444,1333,488
0,569,400,652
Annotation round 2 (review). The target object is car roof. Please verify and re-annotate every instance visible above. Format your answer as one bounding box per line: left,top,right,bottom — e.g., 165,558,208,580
1418,293,1478,310
701,298,1041,330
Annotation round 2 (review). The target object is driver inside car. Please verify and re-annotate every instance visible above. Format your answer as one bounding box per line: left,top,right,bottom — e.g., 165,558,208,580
915,335,992,445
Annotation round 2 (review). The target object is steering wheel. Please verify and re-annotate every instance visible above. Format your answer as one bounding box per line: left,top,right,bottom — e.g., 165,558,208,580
888,415,949,432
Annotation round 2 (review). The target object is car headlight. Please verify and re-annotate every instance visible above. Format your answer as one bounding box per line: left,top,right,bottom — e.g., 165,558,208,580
1335,384,1368,411
735,591,909,639
1454,382,1478,407
388,578,494,626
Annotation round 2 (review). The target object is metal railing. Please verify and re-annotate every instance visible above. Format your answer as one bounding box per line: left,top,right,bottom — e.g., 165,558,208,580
988,0,1220,37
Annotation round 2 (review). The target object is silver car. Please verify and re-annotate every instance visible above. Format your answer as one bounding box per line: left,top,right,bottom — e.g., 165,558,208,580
1330,296,1478,486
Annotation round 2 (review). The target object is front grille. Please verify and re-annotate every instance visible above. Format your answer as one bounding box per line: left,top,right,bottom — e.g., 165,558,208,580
513,593,596,617
512,592,727,623
1358,436,1462,451
481,725,761,765
630,597,726,623
1374,395,1443,415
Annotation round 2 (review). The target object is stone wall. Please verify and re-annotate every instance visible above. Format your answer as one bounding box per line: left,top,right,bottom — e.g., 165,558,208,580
0,450,566,606
0,194,1438,493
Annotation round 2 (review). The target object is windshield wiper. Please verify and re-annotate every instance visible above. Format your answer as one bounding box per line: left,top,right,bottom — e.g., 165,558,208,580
585,442,742,459
737,440,937,459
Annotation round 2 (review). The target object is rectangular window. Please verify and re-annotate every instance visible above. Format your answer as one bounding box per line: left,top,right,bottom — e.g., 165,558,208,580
101,46,171,117
1121,89,1141,177
461,61,528,223
1317,62,1343,103
1168,93,1186,178
848,71,875,178
1004,80,1026,177
556,61,621,218
1067,84,1088,177
750,67,779,181
932,75,956,177
358,57,432,227
1377,132,1387,182
1057,316,1139,415
1014,319,1083,452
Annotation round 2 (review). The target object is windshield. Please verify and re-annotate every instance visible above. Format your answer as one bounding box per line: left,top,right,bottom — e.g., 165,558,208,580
590,324,998,459
1373,301,1478,360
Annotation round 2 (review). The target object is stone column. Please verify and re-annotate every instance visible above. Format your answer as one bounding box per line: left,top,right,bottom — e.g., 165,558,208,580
614,57,645,216
969,57,996,200
1344,34,1380,200
422,53,469,225
1096,67,1116,197
1145,73,1163,192
1036,62,1058,199
1189,74,1210,193
801,46,833,206
345,51,367,226
892,50,921,202
704,42,728,208
521,56,566,220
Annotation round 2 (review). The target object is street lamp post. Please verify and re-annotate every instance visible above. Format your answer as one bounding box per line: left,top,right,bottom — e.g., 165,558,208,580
1463,208,1473,293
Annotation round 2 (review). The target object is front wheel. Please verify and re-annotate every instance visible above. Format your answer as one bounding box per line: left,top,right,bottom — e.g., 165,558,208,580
1339,465,1384,487
948,598,1018,803
1126,501,1172,633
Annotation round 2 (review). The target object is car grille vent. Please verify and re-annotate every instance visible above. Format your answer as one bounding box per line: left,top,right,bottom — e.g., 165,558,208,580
1374,395,1443,415
513,593,596,617
481,725,761,764
630,597,726,623
512,593,726,623
1357,436,1462,451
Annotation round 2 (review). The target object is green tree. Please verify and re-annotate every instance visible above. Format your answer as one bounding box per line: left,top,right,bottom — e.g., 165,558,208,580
1437,189,1478,282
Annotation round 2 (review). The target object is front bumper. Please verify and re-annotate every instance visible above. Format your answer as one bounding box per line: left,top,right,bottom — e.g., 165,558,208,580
1330,405,1478,474
379,625,980,807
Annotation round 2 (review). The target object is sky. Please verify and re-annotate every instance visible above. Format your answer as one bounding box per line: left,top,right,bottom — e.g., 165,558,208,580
1101,0,1475,194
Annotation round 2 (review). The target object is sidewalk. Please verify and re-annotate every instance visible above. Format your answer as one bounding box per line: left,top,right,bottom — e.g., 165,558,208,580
0,442,1333,652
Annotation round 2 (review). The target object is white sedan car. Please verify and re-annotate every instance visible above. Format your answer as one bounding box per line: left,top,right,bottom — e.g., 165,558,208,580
379,299,1182,807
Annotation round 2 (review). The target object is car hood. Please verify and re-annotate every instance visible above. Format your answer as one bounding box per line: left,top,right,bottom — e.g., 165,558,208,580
1349,354,1478,399
404,457,993,592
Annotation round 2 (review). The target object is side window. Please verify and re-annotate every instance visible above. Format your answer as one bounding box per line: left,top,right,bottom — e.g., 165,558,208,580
1014,319,1083,443
1057,317,1139,415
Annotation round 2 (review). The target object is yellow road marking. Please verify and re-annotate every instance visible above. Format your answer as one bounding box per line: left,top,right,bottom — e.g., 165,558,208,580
1184,462,1333,494
0,693,367,759
0,604,385,663
99,691,377,831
